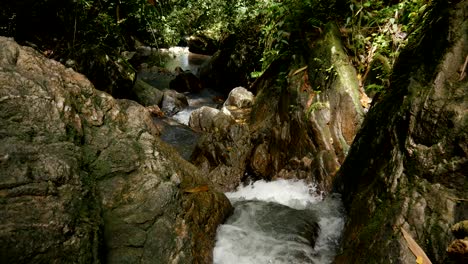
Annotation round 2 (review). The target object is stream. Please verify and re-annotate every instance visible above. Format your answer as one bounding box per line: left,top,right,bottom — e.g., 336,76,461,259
141,47,222,159
142,47,345,264
213,180,345,264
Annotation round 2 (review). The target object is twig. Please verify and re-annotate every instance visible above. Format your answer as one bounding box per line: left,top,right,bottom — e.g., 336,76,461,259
292,66,308,76
459,55,468,81
447,196,468,202
73,14,77,48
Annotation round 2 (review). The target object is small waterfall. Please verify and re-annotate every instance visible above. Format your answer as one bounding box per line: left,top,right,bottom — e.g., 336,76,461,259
213,179,345,264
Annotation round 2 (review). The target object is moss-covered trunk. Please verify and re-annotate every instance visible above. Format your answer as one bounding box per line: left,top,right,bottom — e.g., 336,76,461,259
334,0,468,262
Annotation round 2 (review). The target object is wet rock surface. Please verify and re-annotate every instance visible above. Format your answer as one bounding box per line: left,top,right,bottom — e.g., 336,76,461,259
169,67,203,93
0,37,232,263
334,1,468,263
228,200,320,248
161,89,188,115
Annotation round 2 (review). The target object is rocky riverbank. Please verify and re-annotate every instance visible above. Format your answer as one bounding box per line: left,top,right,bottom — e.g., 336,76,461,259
0,37,232,263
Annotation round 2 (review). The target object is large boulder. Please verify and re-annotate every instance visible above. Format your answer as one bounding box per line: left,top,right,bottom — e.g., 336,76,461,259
190,123,252,192
0,37,232,263
187,35,218,55
221,87,254,123
223,87,254,109
132,78,164,107
189,106,235,133
161,89,188,115
169,67,203,93
334,1,467,263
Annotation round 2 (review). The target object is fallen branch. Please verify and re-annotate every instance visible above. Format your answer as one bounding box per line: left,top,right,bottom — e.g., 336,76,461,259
459,55,468,81
401,227,433,264
292,65,308,76
447,196,468,202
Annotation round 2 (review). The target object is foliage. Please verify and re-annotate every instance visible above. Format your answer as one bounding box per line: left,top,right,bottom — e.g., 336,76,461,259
1,0,432,98
345,0,430,93
151,0,265,46
258,0,344,72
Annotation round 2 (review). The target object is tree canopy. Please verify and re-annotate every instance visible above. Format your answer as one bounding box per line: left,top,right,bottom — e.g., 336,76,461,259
0,0,430,95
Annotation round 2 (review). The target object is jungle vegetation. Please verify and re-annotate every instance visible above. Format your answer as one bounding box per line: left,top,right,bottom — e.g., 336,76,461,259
0,0,430,95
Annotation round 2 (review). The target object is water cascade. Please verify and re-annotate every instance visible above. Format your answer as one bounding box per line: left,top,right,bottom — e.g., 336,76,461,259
213,179,345,264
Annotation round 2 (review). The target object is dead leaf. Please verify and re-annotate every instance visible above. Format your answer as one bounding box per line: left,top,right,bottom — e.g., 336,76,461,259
416,256,423,264
183,185,209,194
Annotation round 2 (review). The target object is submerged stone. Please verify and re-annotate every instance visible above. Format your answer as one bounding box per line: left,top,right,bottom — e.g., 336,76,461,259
216,200,320,263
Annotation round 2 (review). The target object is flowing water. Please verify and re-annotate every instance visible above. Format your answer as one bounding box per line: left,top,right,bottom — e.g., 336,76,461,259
143,47,220,158
213,179,345,264
140,47,211,90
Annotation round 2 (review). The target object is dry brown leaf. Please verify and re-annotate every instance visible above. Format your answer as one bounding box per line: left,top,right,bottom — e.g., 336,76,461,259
416,256,423,264
183,185,210,194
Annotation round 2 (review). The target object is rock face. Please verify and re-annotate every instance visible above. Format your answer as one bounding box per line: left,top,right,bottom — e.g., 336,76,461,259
192,23,364,192
161,89,189,115
169,67,203,93
187,35,218,55
0,37,232,263
189,106,235,133
221,87,254,122
447,220,468,262
190,88,254,192
132,79,164,107
334,1,467,263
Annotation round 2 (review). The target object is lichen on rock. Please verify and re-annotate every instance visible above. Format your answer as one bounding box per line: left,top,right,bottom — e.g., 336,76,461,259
0,36,232,263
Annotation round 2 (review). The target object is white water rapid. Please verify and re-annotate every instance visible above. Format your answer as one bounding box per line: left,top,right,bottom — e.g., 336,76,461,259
213,179,345,264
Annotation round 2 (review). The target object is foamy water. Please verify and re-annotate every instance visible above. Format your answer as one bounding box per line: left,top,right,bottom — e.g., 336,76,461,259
213,179,345,264
172,108,194,125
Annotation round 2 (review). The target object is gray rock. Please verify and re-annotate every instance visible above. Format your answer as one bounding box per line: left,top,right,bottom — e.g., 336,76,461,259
161,89,188,115
135,46,152,58
189,106,234,133
0,37,232,263
132,79,164,107
223,87,254,109
221,87,255,123
169,68,203,93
